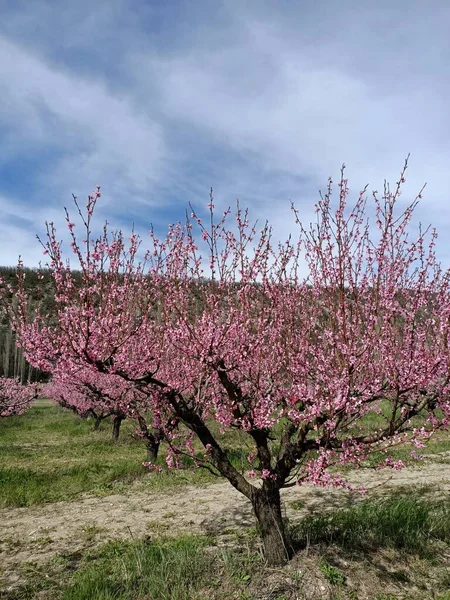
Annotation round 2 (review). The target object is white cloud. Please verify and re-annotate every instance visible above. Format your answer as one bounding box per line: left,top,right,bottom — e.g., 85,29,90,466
0,36,166,208
1,0,450,266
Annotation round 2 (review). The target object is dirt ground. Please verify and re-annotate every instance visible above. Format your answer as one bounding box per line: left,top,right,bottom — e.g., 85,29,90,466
1,457,450,591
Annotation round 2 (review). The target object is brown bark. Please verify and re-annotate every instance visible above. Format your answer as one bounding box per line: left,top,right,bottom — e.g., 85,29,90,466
135,414,162,462
112,414,123,440
145,437,160,462
251,486,293,566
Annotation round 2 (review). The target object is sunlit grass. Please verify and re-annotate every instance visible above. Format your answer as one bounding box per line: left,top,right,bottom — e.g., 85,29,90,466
0,400,249,507
62,535,214,600
291,493,450,556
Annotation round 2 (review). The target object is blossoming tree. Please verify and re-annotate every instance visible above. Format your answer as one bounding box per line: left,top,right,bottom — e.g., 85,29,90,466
4,160,450,565
43,366,129,438
0,377,38,417
43,365,170,451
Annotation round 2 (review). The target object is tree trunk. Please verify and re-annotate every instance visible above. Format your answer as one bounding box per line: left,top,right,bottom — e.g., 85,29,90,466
112,414,123,440
145,437,160,462
20,350,26,384
252,486,293,566
93,415,102,430
13,341,19,379
135,414,161,462
3,328,11,377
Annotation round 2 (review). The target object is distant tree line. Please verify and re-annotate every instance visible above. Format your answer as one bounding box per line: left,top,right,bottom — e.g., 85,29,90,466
0,266,54,383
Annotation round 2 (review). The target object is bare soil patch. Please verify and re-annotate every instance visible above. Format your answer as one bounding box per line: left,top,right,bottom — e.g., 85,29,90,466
1,457,449,592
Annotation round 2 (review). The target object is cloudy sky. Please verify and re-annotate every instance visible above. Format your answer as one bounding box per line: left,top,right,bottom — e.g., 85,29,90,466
1,0,450,268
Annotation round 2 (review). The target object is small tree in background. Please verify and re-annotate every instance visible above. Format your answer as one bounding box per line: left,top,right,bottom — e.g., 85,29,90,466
0,377,38,417
43,367,128,439
43,365,170,453
4,160,450,565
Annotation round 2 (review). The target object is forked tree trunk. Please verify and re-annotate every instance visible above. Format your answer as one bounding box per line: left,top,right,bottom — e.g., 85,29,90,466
135,414,162,463
251,486,293,566
168,395,291,564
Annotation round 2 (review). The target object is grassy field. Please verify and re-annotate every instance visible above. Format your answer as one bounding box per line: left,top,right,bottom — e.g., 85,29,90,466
0,400,226,508
1,400,450,599
2,399,450,509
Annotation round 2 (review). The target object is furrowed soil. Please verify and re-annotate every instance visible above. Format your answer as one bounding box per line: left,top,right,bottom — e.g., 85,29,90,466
1,456,450,592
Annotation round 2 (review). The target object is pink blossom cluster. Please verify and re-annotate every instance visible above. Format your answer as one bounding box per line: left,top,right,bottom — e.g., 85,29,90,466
0,377,37,417
42,364,142,418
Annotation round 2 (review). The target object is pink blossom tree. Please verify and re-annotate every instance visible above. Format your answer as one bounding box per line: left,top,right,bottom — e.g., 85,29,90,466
4,160,450,565
0,377,38,417
43,367,128,438
2,191,177,460
43,365,168,450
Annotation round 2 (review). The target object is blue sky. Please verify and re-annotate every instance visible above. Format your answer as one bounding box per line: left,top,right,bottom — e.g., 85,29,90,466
1,0,450,267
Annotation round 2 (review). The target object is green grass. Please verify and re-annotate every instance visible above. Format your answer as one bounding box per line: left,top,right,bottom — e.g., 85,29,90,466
59,494,449,600
2,400,450,599
0,462,147,507
0,402,152,507
291,493,450,556
3,499,450,600
1,535,217,600
62,535,214,600
1,533,271,600
1,531,265,600
0,400,250,507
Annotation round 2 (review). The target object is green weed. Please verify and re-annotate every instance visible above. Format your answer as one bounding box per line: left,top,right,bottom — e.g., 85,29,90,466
292,494,450,556
319,559,346,585
62,535,212,600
